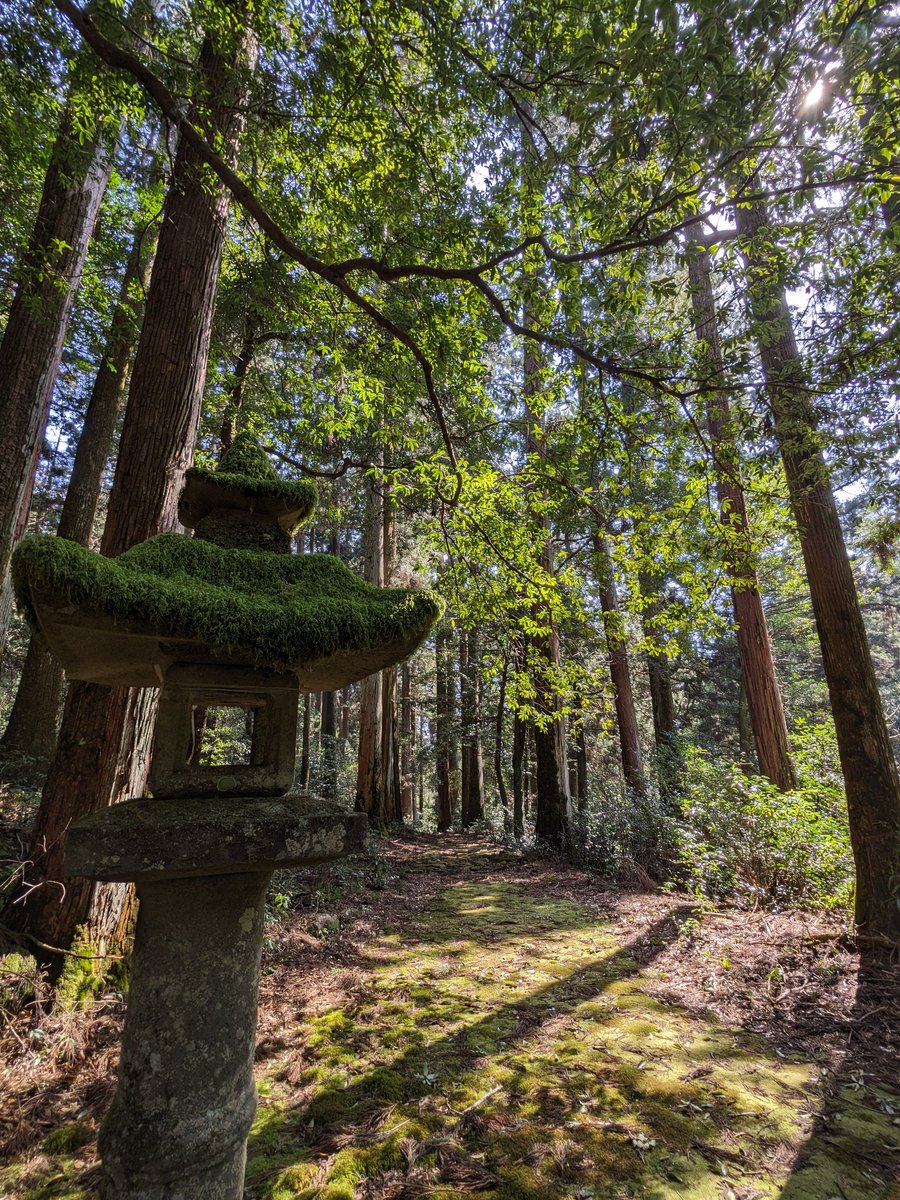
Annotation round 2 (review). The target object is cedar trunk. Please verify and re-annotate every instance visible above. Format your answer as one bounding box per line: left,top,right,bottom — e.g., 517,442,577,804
687,231,796,791
0,55,121,652
355,479,385,820
592,530,647,796
737,193,900,940
5,20,257,963
523,322,570,850
459,628,485,827
3,205,160,756
435,622,456,831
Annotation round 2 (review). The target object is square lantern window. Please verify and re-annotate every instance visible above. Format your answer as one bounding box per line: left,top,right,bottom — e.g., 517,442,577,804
149,664,300,798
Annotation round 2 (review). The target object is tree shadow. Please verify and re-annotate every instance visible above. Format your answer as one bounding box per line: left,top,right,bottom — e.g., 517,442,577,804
246,899,821,1197
775,943,900,1200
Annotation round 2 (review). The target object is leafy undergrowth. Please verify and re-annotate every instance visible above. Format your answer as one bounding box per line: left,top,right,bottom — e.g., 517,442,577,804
1,836,898,1199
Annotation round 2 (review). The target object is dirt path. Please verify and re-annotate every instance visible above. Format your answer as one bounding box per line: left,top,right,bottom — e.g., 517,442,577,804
2,835,899,1199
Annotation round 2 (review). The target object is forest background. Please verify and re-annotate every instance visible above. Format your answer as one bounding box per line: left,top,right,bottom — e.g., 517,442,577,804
0,0,899,970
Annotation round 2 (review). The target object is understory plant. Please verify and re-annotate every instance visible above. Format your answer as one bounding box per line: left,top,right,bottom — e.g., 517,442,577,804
673,728,853,910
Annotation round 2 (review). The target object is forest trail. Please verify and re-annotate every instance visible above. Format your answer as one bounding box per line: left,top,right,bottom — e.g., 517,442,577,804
2,835,899,1199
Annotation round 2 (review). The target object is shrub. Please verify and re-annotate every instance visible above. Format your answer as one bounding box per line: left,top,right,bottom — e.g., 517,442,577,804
672,734,853,910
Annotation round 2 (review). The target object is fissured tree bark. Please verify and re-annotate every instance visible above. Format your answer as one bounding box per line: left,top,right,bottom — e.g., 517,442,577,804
737,190,900,941
687,227,797,792
5,12,258,965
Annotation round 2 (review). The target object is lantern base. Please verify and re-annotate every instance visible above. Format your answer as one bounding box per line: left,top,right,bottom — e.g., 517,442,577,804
79,804,367,1199
98,872,267,1200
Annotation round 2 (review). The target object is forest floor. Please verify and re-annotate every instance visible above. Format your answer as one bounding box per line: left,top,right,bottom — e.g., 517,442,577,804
1,833,899,1200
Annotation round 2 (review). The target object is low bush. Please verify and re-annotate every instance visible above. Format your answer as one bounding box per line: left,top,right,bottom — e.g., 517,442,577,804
672,727,852,910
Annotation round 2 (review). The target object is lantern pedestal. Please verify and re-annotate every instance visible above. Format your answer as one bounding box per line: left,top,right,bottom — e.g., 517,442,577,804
99,871,268,1200
66,795,366,1200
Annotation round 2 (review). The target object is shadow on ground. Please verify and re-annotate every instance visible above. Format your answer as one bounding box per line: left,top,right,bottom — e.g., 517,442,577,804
241,848,899,1200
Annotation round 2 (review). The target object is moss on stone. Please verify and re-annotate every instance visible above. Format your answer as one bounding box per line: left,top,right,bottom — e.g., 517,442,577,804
183,432,317,534
12,534,444,673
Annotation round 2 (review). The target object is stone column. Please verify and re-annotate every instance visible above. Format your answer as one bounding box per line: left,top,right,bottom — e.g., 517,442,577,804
99,872,269,1200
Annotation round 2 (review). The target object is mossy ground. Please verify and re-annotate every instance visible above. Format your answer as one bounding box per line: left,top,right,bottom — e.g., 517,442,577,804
241,869,899,1200
1,838,898,1199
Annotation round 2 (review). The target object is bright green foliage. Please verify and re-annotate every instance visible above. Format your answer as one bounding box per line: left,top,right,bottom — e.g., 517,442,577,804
54,929,105,1011
674,741,853,909
12,533,444,671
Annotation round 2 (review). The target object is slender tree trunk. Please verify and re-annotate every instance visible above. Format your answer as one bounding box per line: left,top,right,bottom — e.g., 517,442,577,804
435,623,455,832
298,693,312,789
523,313,570,850
575,722,588,811
512,709,526,838
638,579,677,752
592,529,647,796
4,17,257,965
321,523,340,796
737,191,900,940
219,310,259,450
356,477,385,820
400,662,414,820
380,486,402,825
494,656,511,832
3,202,161,757
320,690,338,800
459,628,485,827
340,686,351,741
687,229,796,791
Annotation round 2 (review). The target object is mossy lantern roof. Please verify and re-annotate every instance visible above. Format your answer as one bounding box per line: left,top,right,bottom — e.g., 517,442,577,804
178,433,318,533
12,439,443,690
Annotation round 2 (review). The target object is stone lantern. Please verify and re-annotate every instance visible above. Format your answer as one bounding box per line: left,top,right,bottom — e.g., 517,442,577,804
12,434,443,1199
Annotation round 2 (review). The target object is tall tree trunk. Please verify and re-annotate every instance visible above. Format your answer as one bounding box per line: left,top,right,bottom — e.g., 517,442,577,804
687,229,796,791
356,477,385,820
298,693,312,789
435,622,456,832
459,628,485,827
400,662,414,820
494,656,511,833
3,200,161,757
4,16,257,966
523,313,570,850
321,523,340,796
0,1,156,654
592,530,647,796
320,689,338,800
380,486,402,825
512,709,526,838
637,577,677,753
574,721,588,812
736,191,900,940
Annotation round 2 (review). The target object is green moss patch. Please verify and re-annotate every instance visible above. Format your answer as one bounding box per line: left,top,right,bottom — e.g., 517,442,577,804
244,875,900,1200
13,534,443,671
183,432,317,534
